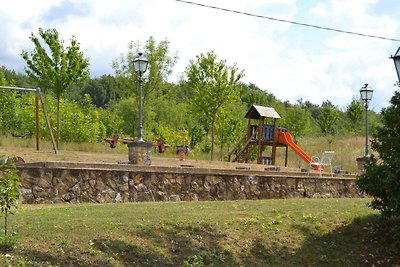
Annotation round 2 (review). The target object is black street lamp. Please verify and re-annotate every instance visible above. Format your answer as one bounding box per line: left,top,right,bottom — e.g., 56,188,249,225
359,83,373,157
390,46,400,86
133,52,149,142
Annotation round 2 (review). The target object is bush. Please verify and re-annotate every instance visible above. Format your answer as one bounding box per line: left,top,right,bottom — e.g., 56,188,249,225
0,157,21,251
357,90,400,217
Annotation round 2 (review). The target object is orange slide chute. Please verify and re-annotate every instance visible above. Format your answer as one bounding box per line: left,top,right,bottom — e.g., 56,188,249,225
277,131,323,171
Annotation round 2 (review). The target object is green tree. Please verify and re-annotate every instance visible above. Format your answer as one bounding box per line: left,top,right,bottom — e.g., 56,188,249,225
0,158,21,250
112,97,138,136
112,37,177,139
69,75,119,108
215,103,246,160
298,98,320,120
21,28,90,147
112,36,178,102
317,105,339,136
0,66,33,88
185,51,244,160
284,105,311,142
357,90,400,217
239,83,277,109
346,98,363,136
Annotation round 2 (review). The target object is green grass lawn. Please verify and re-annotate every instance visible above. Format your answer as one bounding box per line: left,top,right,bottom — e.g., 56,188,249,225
0,198,399,266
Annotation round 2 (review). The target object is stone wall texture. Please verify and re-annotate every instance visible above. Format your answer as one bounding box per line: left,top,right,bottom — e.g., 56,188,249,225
17,162,364,204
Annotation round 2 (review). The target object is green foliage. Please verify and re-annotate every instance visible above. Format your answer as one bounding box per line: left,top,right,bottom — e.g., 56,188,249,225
239,83,277,109
0,66,34,88
297,98,320,120
97,108,123,137
0,158,21,251
69,75,120,108
21,28,89,98
317,105,339,136
183,250,225,267
62,100,106,143
185,51,244,160
112,36,178,103
215,103,246,159
283,105,311,142
38,96,106,143
0,91,15,134
357,90,400,217
346,98,363,136
153,124,189,147
0,69,6,86
111,97,137,136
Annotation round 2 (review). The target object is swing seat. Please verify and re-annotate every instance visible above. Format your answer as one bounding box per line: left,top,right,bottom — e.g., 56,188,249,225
11,133,25,138
104,134,119,148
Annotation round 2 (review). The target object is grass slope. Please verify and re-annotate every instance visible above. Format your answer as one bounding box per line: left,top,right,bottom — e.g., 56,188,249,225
1,199,399,266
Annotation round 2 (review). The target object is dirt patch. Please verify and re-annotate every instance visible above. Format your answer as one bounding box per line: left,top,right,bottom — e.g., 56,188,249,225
0,146,298,172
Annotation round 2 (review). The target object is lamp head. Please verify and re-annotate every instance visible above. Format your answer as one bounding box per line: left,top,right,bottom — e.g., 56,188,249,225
390,46,400,84
133,52,149,74
359,83,373,106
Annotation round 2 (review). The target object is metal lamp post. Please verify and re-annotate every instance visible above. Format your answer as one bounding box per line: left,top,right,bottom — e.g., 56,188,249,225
390,46,400,86
133,52,149,142
359,83,373,158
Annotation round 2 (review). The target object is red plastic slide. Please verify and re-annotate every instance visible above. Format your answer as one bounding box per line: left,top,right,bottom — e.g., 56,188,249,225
277,131,322,171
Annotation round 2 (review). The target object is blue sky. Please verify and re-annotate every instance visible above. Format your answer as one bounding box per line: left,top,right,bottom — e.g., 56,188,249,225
0,0,399,111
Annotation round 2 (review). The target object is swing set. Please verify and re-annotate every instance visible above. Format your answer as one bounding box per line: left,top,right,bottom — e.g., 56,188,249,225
0,86,57,154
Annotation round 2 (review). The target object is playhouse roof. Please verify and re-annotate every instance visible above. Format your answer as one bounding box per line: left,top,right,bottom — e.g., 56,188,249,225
244,104,281,119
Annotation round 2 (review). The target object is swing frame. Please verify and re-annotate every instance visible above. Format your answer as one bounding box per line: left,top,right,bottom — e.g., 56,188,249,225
0,86,57,154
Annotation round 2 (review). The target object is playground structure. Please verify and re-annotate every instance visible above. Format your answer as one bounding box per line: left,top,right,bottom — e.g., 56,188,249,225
0,86,57,154
228,104,323,171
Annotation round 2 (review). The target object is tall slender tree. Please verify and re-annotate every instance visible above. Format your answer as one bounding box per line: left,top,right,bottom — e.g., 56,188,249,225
112,37,178,138
112,36,178,102
284,105,311,142
21,28,89,147
185,51,244,160
346,98,363,136
317,105,339,136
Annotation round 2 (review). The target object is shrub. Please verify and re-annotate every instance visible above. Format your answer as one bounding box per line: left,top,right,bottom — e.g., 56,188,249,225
0,157,21,251
357,90,400,217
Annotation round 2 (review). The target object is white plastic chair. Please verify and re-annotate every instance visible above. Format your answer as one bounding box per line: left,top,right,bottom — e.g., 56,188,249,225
309,151,335,177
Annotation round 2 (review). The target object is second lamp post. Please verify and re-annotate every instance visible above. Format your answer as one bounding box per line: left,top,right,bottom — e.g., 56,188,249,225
359,83,373,158
133,52,149,142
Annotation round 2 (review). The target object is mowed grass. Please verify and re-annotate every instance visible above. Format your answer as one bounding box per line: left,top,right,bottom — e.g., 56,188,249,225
1,198,399,266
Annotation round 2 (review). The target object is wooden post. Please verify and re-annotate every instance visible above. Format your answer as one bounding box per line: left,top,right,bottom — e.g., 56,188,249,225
247,118,251,139
285,145,288,167
257,117,264,164
35,91,40,151
271,118,279,165
38,92,58,154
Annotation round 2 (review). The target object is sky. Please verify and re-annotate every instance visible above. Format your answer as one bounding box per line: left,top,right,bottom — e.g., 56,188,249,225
1,0,399,111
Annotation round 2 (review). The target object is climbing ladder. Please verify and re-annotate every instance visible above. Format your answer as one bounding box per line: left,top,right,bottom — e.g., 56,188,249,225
228,133,258,163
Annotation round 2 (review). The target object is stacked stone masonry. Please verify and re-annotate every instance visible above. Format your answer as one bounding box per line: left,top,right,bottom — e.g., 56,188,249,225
17,162,364,204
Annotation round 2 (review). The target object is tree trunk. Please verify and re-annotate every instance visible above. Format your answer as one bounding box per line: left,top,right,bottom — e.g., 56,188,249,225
4,209,7,241
56,98,60,149
211,114,215,161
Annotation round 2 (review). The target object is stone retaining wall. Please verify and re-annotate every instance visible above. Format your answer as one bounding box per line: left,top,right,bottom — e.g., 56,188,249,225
17,162,363,204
